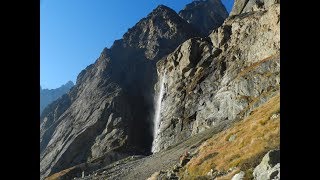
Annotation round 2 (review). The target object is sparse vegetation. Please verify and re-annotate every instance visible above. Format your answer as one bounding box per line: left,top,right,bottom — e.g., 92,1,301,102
236,54,278,79
186,67,205,94
180,94,280,179
45,166,75,180
238,84,280,119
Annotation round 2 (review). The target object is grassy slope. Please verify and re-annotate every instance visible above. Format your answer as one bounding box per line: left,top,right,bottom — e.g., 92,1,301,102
45,94,280,180
181,94,280,179
45,167,75,180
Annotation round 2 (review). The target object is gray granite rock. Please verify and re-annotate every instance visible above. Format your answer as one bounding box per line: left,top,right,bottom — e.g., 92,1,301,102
232,171,245,180
230,0,280,16
40,5,200,179
41,1,280,179
153,3,280,152
253,149,280,180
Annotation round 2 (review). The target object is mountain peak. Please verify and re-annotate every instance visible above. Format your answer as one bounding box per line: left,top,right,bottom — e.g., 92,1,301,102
179,0,228,35
145,4,180,21
154,4,172,11
64,80,74,87
152,4,176,14
41,0,280,179
121,3,199,60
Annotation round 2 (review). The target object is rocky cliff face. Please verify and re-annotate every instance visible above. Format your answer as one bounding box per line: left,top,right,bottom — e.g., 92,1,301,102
40,81,74,115
40,4,223,179
152,0,279,152
230,0,280,16
41,0,280,179
179,0,229,36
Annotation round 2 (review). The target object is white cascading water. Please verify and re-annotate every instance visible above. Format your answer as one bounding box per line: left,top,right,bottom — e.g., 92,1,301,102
151,71,166,153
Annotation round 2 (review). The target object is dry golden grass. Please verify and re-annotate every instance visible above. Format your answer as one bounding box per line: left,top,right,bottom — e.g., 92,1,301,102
182,94,280,178
45,166,75,180
237,84,279,119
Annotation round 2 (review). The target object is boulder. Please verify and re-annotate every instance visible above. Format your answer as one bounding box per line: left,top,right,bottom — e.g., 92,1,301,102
253,149,280,180
232,171,245,180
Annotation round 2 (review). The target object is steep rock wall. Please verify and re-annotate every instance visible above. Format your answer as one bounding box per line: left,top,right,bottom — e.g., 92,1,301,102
153,2,280,152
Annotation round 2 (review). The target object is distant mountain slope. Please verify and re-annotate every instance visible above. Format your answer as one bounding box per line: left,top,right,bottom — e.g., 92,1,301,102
40,81,74,115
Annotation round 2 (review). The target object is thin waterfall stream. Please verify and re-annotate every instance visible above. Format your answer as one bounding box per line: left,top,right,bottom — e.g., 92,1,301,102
151,71,166,153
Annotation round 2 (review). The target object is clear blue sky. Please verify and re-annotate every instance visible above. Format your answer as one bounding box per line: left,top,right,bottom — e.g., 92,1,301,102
40,0,234,89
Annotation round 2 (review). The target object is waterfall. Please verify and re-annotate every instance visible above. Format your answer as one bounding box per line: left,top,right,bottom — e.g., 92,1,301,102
151,71,166,153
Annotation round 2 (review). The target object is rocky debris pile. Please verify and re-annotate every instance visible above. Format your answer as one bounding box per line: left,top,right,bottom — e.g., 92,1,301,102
205,167,238,179
146,151,193,180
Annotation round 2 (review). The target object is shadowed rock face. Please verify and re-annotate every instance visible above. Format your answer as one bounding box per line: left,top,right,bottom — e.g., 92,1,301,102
40,5,200,179
179,0,228,36
40,81,74,115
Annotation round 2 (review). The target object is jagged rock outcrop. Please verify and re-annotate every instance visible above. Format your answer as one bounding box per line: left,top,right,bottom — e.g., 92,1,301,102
179,0,228,36
40,5,200,179
230,0,280,16
122,5,199,60
40,81,74,115
41,0,281,179
152,0,280,152
253,149,280,180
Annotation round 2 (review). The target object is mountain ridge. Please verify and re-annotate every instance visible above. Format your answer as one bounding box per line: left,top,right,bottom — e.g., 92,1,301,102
40,81,74,115
40,3,228,178
41,0,280,179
